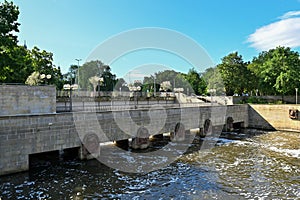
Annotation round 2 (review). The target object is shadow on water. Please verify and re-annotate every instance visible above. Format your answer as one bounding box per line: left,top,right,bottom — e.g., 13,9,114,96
0,129,299,199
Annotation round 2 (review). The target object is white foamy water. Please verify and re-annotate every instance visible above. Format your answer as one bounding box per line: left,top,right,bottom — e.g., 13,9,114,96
268,146,300,158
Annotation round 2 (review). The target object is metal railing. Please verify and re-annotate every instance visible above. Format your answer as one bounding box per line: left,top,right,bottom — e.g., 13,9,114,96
56,99,209,113
56,97,177,112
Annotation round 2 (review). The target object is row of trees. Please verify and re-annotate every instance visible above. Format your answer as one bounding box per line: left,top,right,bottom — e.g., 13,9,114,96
2,1,300,96
142,69,206,95
62,62,207,96
141,46,300,97
212,46,300,96
0,1,63,88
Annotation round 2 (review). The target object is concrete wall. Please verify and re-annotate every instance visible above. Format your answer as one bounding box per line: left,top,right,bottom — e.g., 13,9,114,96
232,96,297,104
0,105,248,175
248,104,300,131
0,85,56,116
0,113,80,175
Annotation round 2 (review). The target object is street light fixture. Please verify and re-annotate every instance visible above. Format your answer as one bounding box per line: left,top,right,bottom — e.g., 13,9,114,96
63,84,78,112
129,85,141,108
75,58,82,90
153,77,156,97
209,88,216,106
40,74,51,85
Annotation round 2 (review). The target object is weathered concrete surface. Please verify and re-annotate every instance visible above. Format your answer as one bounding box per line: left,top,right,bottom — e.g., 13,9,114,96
248,104,300,131
0,85,56,116
0,105,247,175
0,113,79,175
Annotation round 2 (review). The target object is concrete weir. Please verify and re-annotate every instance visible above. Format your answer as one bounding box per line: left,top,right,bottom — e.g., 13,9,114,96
2,86,300,176
0,104,248,175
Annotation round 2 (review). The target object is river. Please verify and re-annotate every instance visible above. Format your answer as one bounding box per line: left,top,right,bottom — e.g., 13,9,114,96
0,130,299,199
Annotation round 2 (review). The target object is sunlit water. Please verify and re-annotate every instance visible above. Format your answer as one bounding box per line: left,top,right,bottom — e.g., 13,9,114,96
0,131,299,199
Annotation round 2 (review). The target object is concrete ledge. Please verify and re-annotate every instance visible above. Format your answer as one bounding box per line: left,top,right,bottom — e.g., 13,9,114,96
0,85,56,116
248,104,300,131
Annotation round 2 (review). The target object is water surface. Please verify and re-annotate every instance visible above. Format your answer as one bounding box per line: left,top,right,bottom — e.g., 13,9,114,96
0,131,299,199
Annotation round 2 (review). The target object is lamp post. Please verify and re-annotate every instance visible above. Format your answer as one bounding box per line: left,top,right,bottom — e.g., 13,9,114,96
136,86,141,105
296,88,298,105
75,58,82,90
97,77,104,97
153,77,156,97
63,84,78,112
209,89,216,106
129,85,141,108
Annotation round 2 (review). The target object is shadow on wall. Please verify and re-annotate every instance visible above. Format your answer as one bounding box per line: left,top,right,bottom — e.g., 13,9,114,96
248,104,300,131
248,105,276,131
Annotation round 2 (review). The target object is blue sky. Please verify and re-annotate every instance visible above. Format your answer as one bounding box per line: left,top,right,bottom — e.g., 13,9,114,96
11,0,300,79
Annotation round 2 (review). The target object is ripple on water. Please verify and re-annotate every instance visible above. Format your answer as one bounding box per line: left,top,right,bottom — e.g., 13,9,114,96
0,131,299,199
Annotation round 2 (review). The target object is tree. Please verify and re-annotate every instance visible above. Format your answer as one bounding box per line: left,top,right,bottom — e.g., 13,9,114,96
29,46,63,88
114,78,128,91
78,60,100,90
202,67,225,95
0,1,63,88
1,45,33,83
217,52,253,95
78,60,117,91
145,70,194,94
0,0,23,82
142,75,159,93
248,46,300,95
64,64,78,85
183,68,207,95
100,65,117,91
0,0,20,47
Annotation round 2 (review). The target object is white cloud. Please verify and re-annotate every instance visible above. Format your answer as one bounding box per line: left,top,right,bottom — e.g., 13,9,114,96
247,11,300,51
279,10,300,19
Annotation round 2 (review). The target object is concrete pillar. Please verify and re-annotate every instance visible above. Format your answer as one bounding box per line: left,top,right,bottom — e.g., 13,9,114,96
201,119,212,137
79,133,100,160
170,122,185,142
131,127,150,149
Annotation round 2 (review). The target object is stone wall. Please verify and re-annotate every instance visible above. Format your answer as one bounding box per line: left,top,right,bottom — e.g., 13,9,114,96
0,85,56,116
0,105,248,175
0,113,80,175
248,104,300,131
232,96,296,104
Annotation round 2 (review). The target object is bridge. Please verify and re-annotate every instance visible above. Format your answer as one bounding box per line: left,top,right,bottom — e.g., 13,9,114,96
0,102,247,175
4,85,297,175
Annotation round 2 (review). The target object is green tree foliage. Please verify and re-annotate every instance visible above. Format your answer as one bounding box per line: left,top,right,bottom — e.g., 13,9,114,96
1,45,33,83
78,60,100,90
78,60,117,91
248,46,300,95
63,64,78,85
142,75,159,93
0,1,63,88
217,52,254,95
30,47,63,88
0,0,24,82
183,68,207,95
0,0,19,47
100,65,117,91
142,69,198,95
114,78,129,91
202,67,225,95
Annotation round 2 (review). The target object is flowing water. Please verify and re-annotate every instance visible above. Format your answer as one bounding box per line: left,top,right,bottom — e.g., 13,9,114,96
0,130,299,199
